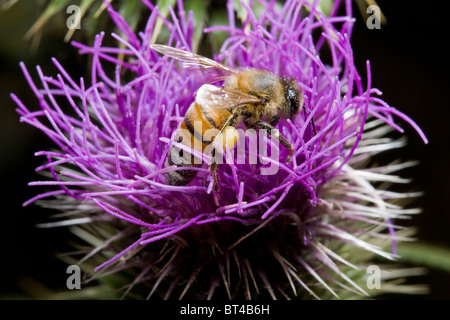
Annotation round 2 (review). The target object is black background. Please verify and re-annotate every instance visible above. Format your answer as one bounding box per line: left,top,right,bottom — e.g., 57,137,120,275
0,1,449,299
350,1,450,298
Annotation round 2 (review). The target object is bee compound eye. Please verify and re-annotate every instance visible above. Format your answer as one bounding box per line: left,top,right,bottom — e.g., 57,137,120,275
288,88,300,117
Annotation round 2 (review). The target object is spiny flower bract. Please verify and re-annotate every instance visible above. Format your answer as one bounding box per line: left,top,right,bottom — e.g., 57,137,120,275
13,0,427,299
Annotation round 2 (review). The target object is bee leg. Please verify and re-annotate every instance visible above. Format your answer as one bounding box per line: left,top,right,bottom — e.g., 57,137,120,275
269,116,280,127
212,164,219,191
210,154,219,191
216,111,240,137
209,112,240,191
278,134,294,164
253,121,294,164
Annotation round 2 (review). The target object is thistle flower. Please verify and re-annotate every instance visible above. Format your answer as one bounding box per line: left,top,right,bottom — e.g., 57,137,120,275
13,0,428,299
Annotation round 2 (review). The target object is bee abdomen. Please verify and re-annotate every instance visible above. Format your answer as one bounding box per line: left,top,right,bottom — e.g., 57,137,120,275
165,103,209,186
165,102,231,186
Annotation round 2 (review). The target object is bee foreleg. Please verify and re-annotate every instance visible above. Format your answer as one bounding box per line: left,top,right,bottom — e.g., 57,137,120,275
252,121,294,164
216,112,240,137
269,116,280,127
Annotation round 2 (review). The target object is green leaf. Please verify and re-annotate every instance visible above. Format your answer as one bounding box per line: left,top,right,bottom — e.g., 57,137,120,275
397,242,450,273
25,0,68,39
209,7,229,53
184,0,209,52
232,0,265,23
305,0,334,17
118,0,145,32
151,0,177,44
157,0,177,16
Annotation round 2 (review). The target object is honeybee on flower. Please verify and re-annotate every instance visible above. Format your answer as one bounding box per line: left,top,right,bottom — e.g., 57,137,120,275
13,0,427,299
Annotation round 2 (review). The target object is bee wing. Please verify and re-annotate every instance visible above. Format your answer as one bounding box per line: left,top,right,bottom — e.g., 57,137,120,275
196,84,261,110
151,44,236,74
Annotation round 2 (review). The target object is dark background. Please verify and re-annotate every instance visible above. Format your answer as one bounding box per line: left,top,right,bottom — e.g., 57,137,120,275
351,1,450,298
0,1,449,299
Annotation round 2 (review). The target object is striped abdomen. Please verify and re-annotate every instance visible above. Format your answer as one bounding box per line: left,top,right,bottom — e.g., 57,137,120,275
165,101,231,186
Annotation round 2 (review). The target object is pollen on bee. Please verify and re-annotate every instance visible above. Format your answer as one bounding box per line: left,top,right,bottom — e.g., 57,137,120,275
214,126,239,151
272,128,280,138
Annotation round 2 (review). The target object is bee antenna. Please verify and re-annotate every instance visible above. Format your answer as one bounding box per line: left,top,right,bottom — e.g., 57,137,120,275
311,116,317,136
302,107,317,137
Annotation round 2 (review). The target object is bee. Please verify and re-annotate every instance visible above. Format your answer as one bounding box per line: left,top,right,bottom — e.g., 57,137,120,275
151,44,304,190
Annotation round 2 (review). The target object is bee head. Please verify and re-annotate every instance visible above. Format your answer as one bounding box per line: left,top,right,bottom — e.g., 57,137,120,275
281,77,304,119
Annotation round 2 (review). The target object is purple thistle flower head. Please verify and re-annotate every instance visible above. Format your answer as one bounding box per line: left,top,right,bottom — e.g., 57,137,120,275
13,0,427,299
